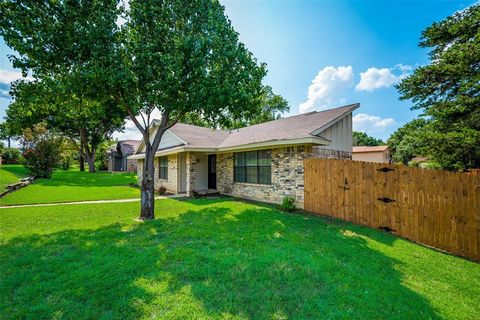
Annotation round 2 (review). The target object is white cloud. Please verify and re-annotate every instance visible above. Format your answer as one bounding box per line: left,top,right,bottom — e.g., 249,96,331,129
112,108,162,141
0,69,23,85
298,66,354,113
353,113,395,133
356,64,412,92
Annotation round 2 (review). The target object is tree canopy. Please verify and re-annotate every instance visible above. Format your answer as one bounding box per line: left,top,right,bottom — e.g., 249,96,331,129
352,131,385,147
396,4,480,170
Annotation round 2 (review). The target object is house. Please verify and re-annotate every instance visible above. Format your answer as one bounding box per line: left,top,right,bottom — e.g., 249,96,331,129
129,103,359,208
108,140,140,172
352,145,392,163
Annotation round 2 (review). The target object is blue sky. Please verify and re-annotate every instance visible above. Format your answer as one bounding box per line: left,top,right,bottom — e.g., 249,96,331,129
0,0,475,141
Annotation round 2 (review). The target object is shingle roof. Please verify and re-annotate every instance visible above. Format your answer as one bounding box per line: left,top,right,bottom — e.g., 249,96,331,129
352,145,389,153
169,123,230,148
155,103,358,150
118,140,140,155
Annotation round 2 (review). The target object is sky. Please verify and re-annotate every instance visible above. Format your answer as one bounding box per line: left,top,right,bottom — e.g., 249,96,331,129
0,0,475,143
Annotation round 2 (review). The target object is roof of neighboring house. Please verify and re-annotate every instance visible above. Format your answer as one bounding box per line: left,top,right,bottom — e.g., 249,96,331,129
352,145,389,153
117,140,140,155
131,103,359,157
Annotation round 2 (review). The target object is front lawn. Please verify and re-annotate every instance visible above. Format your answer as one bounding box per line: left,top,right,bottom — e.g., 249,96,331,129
1,198,478,319
0,164,29,192
0,166,139,205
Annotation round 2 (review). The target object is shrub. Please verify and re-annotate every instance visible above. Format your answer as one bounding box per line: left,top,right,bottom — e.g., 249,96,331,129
158,186,167,195
1,147,21,164
59,153,73,170
21,124,62,178
281,195,296,212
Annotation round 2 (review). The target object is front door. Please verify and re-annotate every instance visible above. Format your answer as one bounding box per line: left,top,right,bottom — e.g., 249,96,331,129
208,154,217,190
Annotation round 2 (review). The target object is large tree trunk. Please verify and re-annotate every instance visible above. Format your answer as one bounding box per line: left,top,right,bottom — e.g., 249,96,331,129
79,155,85,171
84,148,96,173
139,146,155,220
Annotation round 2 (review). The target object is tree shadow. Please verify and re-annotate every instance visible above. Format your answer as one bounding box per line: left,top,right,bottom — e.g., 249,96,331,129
1,203,441,319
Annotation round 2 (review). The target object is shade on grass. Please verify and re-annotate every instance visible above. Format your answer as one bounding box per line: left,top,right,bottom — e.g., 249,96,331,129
1,198,479,319
0,164,29,192
0,166,139,205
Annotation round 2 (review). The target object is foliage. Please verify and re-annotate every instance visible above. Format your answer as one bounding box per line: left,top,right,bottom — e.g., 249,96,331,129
1,147,21,164
58,154,73,171
0,121,16,147
95,139,116,171
396,4,480,170
0,166,138,206
353,131,385,147
281,195,296,212
183,85,290,129
387,118,429,165
1,198,479,319
21,124,62,178
0,1,127,172
117,0,268,219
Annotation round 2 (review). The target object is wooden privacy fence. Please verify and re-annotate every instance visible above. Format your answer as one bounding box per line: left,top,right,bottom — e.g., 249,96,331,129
304,158,480,261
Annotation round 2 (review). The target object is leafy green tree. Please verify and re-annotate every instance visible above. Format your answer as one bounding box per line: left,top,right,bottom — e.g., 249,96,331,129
1,147,21,164
182,85,289,129
21,124,62,178
0,122,16,148
0,0,268,220
352,131,385,147
0,0,127,173
117,0,267,220
387,118,428,165
396,4,480,170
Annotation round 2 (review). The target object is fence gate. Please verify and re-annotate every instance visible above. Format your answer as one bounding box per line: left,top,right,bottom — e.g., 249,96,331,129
304,158,480,261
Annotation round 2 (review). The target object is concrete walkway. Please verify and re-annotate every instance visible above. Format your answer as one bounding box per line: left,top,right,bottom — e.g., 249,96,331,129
0,194,185,209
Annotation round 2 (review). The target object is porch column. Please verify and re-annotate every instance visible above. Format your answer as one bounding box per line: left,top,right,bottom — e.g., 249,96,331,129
185,152,194,196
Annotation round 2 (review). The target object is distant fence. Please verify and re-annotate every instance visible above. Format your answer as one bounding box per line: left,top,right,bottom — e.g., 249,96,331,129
304,158,480,261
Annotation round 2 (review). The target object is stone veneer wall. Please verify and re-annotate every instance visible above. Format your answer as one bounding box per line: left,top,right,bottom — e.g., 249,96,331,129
216,146,312,208
136,154,178,193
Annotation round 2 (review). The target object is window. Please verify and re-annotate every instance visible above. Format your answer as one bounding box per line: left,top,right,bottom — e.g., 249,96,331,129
234,150,271,184
159,156,168,180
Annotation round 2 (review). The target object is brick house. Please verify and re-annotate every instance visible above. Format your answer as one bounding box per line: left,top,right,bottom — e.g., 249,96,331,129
129,104,358,208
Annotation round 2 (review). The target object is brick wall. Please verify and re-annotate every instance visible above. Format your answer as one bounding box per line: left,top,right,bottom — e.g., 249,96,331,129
216,146,312,208
136,154,178,193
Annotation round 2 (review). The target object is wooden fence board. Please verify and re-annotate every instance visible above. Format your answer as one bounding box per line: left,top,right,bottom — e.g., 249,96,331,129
304,158,480,261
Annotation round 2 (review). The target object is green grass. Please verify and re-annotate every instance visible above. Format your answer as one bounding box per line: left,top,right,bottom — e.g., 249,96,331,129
1,198,479,319
0,166,140,205
0,164,29,192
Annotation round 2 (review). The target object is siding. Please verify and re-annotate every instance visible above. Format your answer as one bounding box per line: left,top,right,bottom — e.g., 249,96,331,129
316,114,352,152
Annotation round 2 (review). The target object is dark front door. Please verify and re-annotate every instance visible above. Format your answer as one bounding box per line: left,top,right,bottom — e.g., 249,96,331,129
208,154,217,189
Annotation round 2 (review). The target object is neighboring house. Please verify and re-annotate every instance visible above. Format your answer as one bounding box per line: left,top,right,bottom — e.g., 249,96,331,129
108,140,140,172
352,145,392,163
129,104,359,208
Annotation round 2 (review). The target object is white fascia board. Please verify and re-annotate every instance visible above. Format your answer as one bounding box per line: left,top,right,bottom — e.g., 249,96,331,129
128,136,330,160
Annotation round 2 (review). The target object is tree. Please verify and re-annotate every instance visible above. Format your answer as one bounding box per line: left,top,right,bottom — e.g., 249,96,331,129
352,131,385,147
117,0,267,220
182,85,289,129
0,0,127,172
0,122,16,148
396,4,480,170
21,123,62,178
0,0,268,220
387,118,428,165
1,147,21,164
